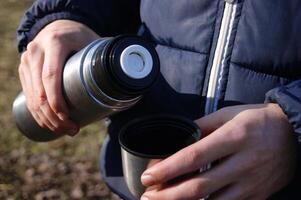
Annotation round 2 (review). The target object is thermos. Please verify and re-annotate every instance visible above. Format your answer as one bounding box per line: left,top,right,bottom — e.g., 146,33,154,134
12,35,160,142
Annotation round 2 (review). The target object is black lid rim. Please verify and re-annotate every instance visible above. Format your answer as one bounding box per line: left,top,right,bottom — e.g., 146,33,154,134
91,35,160,100
118,114,201,159
108,35,160,95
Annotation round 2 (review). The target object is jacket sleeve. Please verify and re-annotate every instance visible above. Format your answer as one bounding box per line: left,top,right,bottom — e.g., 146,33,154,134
17,0,141,53
265,80,301,192
266,80,301,141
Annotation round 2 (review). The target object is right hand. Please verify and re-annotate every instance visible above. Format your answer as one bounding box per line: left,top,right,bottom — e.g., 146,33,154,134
18,20,100,136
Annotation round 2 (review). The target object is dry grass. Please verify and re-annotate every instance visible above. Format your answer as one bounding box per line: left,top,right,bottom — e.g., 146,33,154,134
0,1,117,199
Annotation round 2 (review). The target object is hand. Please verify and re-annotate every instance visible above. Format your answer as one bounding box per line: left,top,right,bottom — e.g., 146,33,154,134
18,20,100,136
140,104,297,200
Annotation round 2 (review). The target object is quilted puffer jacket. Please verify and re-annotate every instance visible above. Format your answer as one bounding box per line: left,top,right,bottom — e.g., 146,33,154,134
17,0,301,199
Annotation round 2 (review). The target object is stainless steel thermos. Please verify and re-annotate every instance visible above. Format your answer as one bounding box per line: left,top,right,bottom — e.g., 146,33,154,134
12,36,160,142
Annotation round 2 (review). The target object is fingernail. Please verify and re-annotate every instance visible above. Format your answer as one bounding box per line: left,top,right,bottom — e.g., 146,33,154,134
58,112,68,121
140,195,149,200
141,174,154,186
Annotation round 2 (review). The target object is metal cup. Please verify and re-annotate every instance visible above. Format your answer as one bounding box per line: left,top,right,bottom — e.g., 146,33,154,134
119,115,201,198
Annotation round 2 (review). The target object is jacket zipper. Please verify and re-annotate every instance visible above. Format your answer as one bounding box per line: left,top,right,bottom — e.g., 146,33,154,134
205,0,238,115
202,0,238,182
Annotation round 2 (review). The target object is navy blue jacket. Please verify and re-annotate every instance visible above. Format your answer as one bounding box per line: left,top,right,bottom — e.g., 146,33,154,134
17,0,301,199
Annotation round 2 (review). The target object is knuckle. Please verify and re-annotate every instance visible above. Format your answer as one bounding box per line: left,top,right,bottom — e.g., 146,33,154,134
49,99,61,114
149,170,166,184
36,90,47,104
35,98,47,111
183,148,201,169
42,67,57,80
20,52,28,65
189,181,208,198
48,31,64,44
228,123,249,144
27,41,38,53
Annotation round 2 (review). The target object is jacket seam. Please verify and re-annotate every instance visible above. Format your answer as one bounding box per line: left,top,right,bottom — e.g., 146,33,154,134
156,42,208,56
230,61,297,80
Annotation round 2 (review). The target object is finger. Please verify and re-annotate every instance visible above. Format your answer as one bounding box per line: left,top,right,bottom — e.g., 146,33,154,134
25,43,54,130
27,42,47,113
26,43,48,128
35,109,56,131
141,120,243,187
19,66,44,128
27,42,78,135
195,105,265,137
142,176,207,200
39,103,79,135
42,42,70,120
206,148,272,200
19,53,44,126
195,107,240,137
19,53,34,111
142,171,219,200
209,184,249,200
18,59,27,94
142,151,251,200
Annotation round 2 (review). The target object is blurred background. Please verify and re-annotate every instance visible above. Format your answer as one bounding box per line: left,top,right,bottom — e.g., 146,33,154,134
0,1,118,199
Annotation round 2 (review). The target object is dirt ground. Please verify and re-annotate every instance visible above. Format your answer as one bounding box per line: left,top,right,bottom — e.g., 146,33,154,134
0,1,120,199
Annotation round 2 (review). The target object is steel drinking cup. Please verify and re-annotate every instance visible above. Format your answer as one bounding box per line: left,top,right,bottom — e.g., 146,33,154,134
119,115,201,198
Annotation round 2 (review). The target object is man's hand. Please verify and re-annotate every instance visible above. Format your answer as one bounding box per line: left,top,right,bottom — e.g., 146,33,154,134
140,104,297,200
18,20,99,136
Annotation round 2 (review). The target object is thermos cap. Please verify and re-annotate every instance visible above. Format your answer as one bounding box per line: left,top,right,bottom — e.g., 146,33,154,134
120,45,153,79
91,36,160,99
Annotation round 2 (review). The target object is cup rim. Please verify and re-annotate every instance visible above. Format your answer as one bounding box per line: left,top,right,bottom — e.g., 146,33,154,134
118,114,201,159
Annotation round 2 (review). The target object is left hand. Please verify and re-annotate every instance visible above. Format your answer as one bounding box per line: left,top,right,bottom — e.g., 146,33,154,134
140,104,297,200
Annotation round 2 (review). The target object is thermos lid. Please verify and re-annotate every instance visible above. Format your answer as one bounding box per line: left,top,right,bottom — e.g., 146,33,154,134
120,45,153,79
92,36,160,100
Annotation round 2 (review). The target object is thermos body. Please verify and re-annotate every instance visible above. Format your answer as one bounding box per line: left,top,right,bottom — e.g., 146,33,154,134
12,36,160,142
